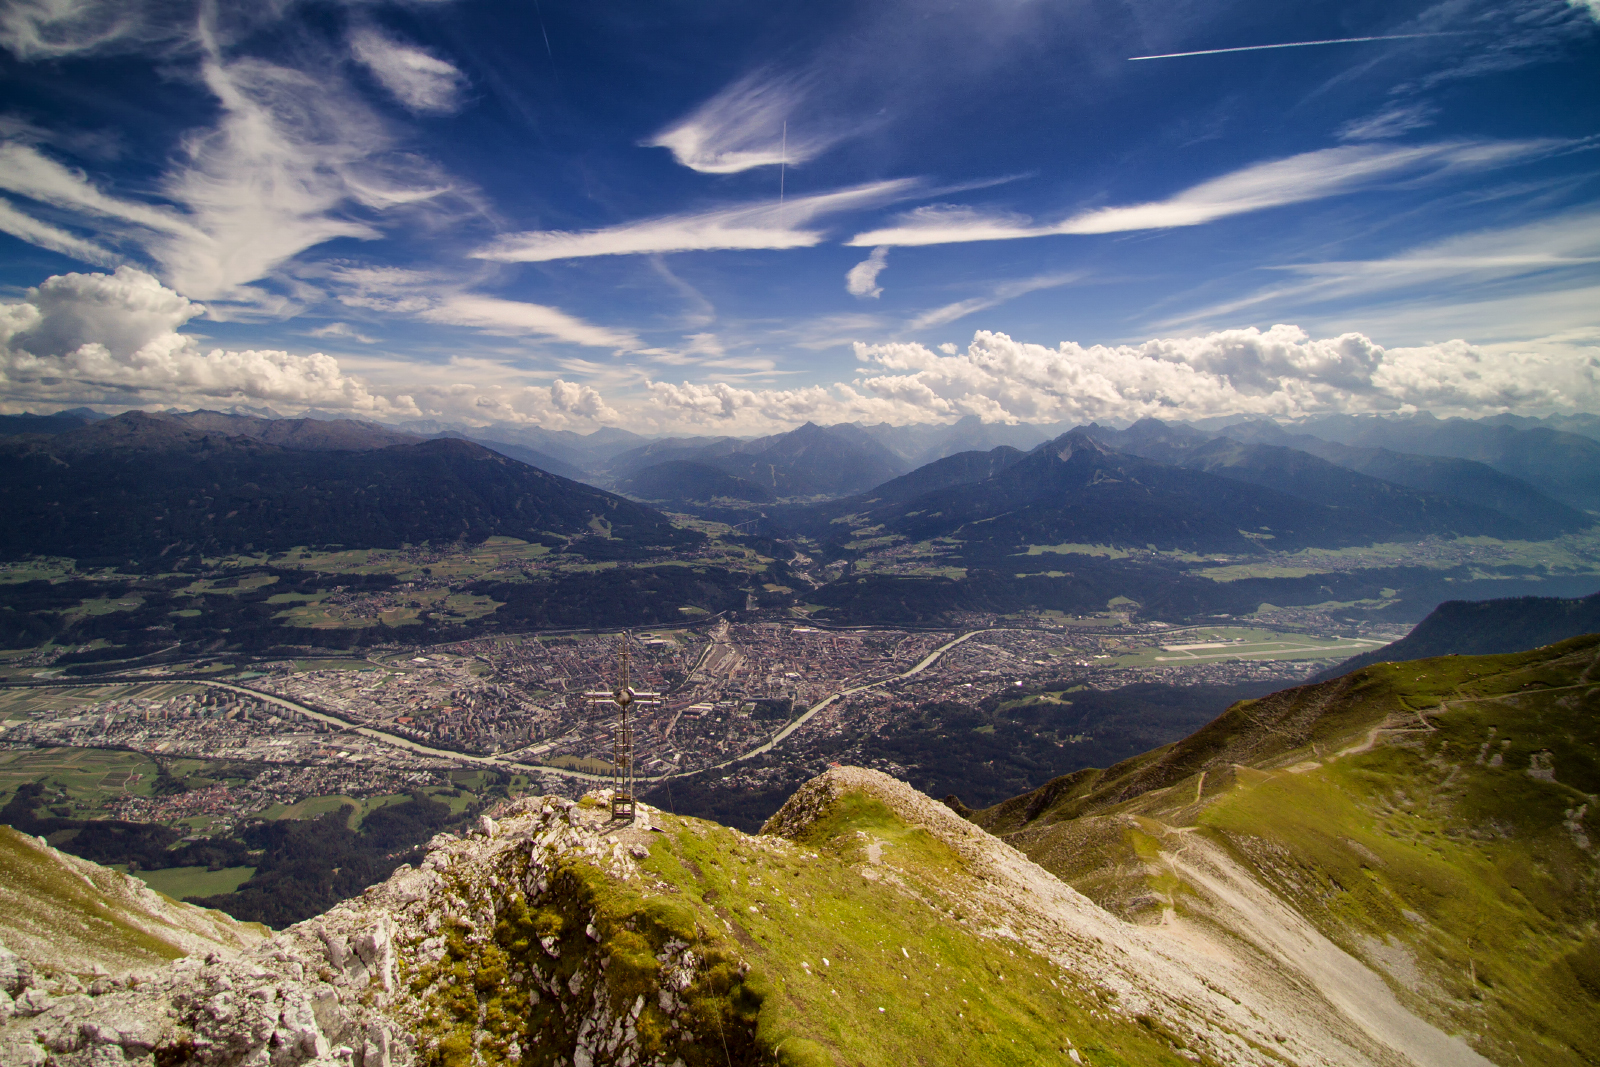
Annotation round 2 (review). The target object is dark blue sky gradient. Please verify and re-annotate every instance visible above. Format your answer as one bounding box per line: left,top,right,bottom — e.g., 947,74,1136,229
0,0,1595,430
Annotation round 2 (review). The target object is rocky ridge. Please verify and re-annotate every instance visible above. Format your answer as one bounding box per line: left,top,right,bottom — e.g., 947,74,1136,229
2,755,1513,1067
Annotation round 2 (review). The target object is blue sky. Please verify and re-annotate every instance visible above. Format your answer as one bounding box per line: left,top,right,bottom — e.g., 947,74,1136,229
0,0,1596,433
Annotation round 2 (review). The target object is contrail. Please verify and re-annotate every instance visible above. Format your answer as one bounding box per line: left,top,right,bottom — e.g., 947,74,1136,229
1129,33,1466,61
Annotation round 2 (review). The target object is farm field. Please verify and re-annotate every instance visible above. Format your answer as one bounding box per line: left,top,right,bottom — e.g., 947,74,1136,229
126,864,257,900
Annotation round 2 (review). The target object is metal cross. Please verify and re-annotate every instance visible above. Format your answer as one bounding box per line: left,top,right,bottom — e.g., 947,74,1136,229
583,631,660,821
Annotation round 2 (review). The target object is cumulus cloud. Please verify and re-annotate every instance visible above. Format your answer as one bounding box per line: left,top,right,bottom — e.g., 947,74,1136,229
350,26,466,115
0,266,417,414
418,294,641,350
339,354,622,430
848,139,1563,247
472,179,917,262
850,326,1600,423
0,266,630,429
644,70,845,174
645,324,1600,433
845,246,888,298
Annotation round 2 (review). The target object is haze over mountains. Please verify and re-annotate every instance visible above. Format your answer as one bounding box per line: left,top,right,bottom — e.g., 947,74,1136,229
595,412,1598,553
10,407,1591,537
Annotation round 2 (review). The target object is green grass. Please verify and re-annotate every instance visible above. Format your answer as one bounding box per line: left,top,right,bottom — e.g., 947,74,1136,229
258,794,360,822
127,865,257,899
0,826,190,968
980,635,1600,1067
0,742,229,817
406,795,1204,1067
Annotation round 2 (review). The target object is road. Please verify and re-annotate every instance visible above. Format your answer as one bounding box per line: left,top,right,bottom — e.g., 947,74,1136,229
3,627,1000,787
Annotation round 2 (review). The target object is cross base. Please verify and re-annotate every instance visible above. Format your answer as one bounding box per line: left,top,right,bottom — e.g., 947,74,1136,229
611,791,636,821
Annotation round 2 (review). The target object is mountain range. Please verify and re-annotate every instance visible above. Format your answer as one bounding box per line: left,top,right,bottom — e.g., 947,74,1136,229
1273,412,1600,513
0,411,689,563
1087,419,1588,541
3,635,1596,1065
608,421,908,500
791,426,1584,554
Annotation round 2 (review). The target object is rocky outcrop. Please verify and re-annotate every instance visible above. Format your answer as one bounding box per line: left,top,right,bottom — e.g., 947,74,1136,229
0,794,762,1067
1,771,1505,1067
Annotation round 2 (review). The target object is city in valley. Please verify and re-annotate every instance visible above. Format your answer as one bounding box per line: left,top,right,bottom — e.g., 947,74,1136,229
0,610,1396,836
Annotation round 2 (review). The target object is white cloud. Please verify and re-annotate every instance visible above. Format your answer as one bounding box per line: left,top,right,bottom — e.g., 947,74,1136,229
0,0,183,60
644,70,845,174
0,26,462,307
324,263,441,314
849,326,1600,423
308,321,378,344
1572,0,1600,19
0,141,204,239
419,294,641,350
907,272,1080,331
644,323,1600,434
336,353,622,430
349,26,466,115
0,196,119,265
848,140,1564,247
472,179,917,262
845,246,889,298
1337,103,1439,141
0,265,417,415
155,49,396,302
0,265,630,429
1166,207,1600,330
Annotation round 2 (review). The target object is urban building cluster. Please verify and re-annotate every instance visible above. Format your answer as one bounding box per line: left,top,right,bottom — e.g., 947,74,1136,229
0,613,1377,835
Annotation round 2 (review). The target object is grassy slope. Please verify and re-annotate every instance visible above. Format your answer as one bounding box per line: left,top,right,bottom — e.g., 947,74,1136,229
0,825,266,974
405,796,1199,1067
969,636,1600,1067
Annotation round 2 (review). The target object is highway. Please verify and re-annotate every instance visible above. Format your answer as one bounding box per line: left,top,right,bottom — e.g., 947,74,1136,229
3,627,1000,787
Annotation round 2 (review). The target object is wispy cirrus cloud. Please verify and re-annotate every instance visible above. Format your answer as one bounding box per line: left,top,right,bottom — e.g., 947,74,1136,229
0,10,468,310
349,25,467,115
1337,103,1439,141
849,139,1565,248
644,70,850,174
907,272,1082,331
308,321,378,344
0,141,204,239
472,179,918,262
0,196,119,265
1160,206,1600,336
0,0,189,60
419,294,641,350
